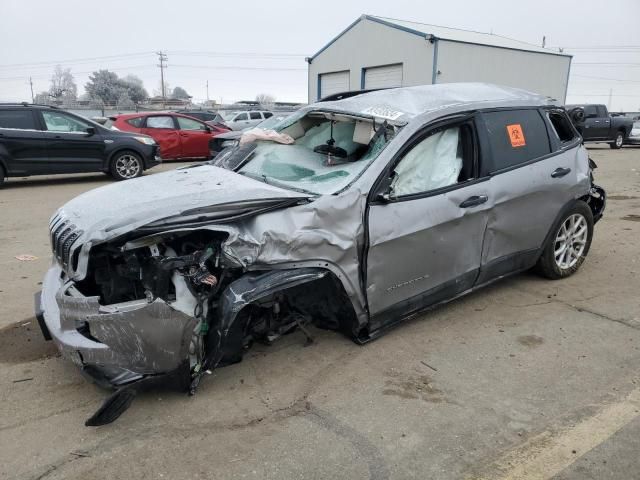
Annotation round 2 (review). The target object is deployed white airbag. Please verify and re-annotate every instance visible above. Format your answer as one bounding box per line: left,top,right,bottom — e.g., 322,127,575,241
240,128,295,145
391,127,462,196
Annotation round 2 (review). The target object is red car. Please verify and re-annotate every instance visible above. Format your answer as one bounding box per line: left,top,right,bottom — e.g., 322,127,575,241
106,113,229,160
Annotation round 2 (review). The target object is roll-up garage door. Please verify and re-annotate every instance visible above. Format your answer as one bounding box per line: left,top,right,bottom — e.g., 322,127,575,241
319,71,350,99
364,64,403,89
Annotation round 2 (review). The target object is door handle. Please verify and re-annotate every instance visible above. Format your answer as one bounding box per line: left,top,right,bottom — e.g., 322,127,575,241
551,167,571,178
459,195,488,208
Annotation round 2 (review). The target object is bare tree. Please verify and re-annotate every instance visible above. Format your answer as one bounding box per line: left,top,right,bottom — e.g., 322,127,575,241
49,65,77,105
256,93,276,108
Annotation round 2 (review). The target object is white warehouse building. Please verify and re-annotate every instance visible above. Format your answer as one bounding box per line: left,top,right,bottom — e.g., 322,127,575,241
306,15,572,103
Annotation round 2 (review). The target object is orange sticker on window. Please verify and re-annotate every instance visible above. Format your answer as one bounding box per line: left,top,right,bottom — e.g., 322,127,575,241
506,124,526,147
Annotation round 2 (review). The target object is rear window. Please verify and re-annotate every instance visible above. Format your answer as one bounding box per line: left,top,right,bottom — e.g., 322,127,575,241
0,110,36,130
547,110,579,144
263,112,273,119
481,109,551,173
250,112,262,120
125,117,143,128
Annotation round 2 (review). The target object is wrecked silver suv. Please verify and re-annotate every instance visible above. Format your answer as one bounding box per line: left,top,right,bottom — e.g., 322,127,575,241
35,83,606,425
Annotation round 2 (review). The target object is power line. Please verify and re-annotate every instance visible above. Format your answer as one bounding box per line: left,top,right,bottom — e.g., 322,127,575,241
167,50,307,58
0,64,157,82
573,62,640,66
572,74,640,84
169,64,306,72
0,52,155,69
157,51,168,106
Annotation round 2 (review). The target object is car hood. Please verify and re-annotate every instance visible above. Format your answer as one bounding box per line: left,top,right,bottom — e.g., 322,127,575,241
55,164,309,245
214,130,243,140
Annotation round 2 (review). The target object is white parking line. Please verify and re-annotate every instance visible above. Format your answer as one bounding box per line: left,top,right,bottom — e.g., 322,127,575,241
471,387,640,480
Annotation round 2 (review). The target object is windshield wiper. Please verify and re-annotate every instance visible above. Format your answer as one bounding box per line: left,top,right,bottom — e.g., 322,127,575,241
239,171,316,196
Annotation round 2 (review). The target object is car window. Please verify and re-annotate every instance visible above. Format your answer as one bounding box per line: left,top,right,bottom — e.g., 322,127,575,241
125,117,143,128
235,113,248,121
42,111,90,132
481,109,551,174
263,112,273,119
391,125,472,197
584,105,597,118
146,116,175,129
250,112,262,120
547,110,579,144
0,110,37,130
596,105,608,117
177,116,207,131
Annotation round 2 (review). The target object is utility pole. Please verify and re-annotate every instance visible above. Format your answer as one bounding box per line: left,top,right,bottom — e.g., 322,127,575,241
206,80,209,103
29,77,34,103
156,51,168,107
542,36,546,48
607,88,613,110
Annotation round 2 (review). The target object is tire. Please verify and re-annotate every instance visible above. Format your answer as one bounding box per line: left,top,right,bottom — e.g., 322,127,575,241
0,164,5,187
610,131,624,149
109,151,143,181
536,201,594,280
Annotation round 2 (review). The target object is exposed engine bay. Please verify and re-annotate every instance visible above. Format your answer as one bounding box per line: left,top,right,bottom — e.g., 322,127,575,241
65,229,355,425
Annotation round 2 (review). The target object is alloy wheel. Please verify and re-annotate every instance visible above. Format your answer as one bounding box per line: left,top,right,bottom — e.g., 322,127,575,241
554,213,588,270
115,155,141,179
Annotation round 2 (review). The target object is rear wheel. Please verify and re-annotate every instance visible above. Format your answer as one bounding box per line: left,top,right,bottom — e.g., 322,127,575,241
536,202,594,279
110,151,143,181
610,131,624,149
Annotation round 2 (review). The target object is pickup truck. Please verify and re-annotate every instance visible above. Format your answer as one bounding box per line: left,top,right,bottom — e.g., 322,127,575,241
565,104,633,149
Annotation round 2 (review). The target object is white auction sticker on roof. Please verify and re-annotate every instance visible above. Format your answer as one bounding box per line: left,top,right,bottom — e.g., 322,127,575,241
361,106,404,121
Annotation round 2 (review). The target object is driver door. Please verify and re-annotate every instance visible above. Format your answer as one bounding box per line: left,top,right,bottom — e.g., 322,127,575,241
39,110,106,173
365,118,491,332
176,116,212,158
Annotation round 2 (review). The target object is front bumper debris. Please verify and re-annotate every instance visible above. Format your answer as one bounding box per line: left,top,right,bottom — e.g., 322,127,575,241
37,263,197,388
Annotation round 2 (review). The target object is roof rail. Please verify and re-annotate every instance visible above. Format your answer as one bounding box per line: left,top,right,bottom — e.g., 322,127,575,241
0,102,59,108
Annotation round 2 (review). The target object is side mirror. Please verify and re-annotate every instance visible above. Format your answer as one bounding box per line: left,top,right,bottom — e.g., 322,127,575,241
85,126,96,136
204,126,212,133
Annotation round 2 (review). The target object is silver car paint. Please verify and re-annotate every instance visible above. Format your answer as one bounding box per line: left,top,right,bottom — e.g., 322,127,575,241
39,83,592,381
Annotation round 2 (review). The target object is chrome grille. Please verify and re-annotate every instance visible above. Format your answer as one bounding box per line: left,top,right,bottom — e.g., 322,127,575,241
49,213,82,272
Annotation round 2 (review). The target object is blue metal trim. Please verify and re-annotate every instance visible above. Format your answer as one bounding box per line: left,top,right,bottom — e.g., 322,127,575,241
563,58,572,104
309,14,429,61
309,16,365,61
431,38,439,84
360,68,366,90
438,37,572,58
308,15,571,61
364,15,430,39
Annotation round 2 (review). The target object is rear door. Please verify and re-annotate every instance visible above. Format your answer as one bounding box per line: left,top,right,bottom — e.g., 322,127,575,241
176,116,211,158
39,110,106,173
365,116,491,331
0,109,48,175
475,108,578,284
141,115,181,159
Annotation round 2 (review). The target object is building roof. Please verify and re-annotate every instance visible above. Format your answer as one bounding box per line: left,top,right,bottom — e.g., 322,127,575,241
308,83,555,123
309,14,571,61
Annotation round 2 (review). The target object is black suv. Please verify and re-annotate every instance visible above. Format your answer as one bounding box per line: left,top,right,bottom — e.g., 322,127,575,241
0,103,161,186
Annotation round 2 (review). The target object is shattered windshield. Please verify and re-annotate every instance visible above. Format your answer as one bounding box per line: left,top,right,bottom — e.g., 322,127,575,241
228,111,395,195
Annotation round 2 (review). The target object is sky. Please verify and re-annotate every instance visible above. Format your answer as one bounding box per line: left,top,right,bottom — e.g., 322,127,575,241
1,0,639,110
